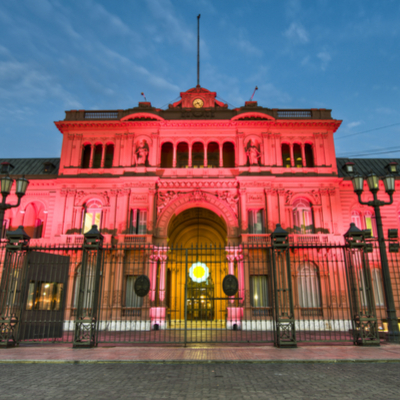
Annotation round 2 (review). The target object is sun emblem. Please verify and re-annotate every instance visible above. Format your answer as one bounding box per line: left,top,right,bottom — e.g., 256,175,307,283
189,262,209,283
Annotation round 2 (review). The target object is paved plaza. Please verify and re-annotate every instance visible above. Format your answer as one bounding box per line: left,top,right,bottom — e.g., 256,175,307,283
0,362,400,399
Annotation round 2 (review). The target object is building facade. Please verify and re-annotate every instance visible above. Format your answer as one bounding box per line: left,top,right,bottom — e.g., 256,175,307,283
1,85,400,345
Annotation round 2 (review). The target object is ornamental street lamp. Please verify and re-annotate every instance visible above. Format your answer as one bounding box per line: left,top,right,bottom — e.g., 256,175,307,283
352,172,399,342
0,174,29,234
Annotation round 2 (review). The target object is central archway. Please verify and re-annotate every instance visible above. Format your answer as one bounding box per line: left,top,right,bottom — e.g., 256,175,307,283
168,207,227,247
167,208,228,325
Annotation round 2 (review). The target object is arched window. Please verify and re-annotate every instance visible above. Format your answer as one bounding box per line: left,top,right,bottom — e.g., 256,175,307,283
104,144,114,168
351,211,362,229
207,142,219,168
93,144,103,168
293,199,314,234
281,144,291,168
223,142,235,167
82,200,102,234
73,264,95,310
160,142,173,168
23,202,46,238
81,144,91,168
304,144,314,167
192,142,204,168
298,263,321,309
293,144,302,168
176,142,188,168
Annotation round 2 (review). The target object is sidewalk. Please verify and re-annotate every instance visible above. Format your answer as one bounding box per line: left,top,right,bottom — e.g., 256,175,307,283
1,344,400,363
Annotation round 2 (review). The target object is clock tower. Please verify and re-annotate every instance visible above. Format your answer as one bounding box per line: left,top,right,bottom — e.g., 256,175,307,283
169,85,228,109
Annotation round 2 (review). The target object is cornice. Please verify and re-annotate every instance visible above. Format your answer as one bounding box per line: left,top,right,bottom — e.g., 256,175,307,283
55,119,342,134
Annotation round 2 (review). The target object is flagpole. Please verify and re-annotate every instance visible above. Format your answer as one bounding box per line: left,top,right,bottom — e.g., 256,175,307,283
197,14,200,87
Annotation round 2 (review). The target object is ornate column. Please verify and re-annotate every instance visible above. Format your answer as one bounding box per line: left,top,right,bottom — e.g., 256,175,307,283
89,145,94,168
274,133,282,166
151,132,159,167
114,134,122,167
219,143,223,167
301,144,306,167
158,247,169,305
74,134,83,167
173,143,177,168
239,188,248,233
237,132,245,166
204,145,208,167
188,144,192,168
101,144,106,168
148,189,156,234
289,144,294,167
237,252,244,305
149,253,158,303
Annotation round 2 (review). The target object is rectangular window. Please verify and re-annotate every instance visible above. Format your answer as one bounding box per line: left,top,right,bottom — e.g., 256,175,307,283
248,210,264,234
130,209,147,234
372,269,385,306
250,276,269,307
125,276,143,308
34,219,44,239
365,215,377,237
82,211,102,234
26,281,64,311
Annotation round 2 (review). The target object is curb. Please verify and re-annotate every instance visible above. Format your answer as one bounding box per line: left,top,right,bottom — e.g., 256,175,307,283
1,358,400,364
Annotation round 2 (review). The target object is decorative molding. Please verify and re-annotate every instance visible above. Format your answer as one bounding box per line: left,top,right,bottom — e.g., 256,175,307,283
158,180,237,189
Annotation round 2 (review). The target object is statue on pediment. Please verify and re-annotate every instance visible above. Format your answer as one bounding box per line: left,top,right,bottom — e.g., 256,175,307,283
134,140,149,166
246,139,261,166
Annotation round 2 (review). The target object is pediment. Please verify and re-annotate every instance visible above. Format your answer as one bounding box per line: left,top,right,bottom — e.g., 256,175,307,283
231,112,275,121
121,112,164,121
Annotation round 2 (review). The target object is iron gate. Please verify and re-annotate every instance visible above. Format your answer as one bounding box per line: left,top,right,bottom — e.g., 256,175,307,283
1,225,400,347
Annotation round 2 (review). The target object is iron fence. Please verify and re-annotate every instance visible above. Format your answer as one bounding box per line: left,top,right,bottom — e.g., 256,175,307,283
0,231,399,347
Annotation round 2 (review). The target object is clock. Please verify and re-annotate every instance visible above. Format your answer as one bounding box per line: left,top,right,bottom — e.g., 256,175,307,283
193,98,204,108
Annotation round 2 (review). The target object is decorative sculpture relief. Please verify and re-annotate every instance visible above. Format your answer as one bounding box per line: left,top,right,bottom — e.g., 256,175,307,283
157,191,178,214
133,139,149,166
246,139,261,166
217,191,239,215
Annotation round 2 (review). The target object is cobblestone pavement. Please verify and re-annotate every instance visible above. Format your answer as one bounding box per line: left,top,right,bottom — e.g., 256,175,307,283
0,362,399,399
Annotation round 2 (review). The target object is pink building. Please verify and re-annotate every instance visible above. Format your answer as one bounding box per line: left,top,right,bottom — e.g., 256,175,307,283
1,86,399,346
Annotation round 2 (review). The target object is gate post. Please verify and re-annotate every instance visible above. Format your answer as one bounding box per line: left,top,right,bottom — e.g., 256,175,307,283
73,225,103,348
271,224,297,348
0,226,30,348
344,223,380,346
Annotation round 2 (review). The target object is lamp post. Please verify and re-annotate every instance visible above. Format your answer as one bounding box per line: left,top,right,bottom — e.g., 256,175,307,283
352,172,399,342
0,175,29,234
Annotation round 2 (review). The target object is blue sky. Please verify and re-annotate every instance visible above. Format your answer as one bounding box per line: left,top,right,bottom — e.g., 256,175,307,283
0,0,399,159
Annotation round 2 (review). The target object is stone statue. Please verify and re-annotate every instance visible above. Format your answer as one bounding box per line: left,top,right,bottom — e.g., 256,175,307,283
246,139,261,166
134,140,149,166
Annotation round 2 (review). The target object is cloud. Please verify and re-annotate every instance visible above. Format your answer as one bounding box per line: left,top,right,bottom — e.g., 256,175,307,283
347,121,362,129
0,59,82,109
146,0,196,50
284,22,309,44
235,30,262,57
317,50,331,70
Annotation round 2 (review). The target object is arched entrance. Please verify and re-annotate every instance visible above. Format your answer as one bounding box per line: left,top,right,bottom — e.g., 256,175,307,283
167,208,228,327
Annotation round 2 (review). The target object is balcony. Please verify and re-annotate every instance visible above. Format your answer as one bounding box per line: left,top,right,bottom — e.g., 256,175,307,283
117,234,153,245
